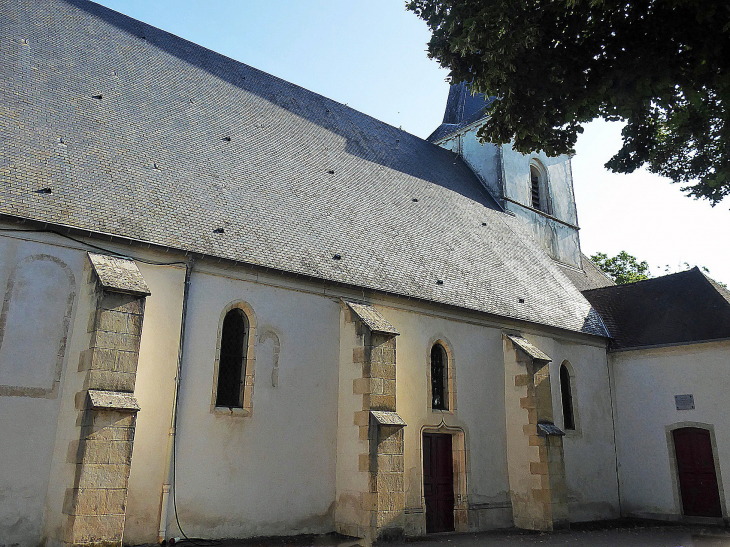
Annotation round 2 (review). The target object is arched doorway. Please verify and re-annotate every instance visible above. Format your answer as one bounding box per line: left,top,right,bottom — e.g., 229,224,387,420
672,427,722,517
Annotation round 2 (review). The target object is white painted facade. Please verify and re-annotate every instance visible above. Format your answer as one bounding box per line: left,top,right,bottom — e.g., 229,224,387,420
0,227,627,546
610,341,730,521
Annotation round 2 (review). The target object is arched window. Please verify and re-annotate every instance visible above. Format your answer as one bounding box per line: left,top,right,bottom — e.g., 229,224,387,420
215,308,248,408
530,165,542,210
529,161,550,214
559,363,575,430
431,343,448,410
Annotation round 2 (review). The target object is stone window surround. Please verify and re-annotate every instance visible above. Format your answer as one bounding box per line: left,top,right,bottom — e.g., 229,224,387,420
418,423,469,533
664,421,727,520
210,300,257,417
426,336,457,414
558,360,581,437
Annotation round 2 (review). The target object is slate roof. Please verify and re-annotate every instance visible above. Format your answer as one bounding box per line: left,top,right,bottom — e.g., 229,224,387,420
0,0,607,337
558,254,616,292
427,82,496,143
582,268,730,349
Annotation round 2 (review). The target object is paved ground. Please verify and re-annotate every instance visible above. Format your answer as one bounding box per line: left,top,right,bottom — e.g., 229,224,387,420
170,522,730,547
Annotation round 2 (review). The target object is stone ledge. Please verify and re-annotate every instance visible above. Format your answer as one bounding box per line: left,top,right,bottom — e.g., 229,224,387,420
88,390,140,412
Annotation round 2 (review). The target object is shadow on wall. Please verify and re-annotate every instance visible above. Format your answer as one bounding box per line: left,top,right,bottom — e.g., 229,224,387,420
58,0,500,210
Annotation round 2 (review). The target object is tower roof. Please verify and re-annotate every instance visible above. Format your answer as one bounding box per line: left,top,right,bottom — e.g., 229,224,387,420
428,82,496,142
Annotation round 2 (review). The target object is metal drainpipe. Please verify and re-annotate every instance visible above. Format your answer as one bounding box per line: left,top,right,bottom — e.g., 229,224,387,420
158,257,194,543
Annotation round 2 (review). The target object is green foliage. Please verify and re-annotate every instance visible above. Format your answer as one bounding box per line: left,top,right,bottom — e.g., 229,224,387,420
590,251,651,284
406,0,730,205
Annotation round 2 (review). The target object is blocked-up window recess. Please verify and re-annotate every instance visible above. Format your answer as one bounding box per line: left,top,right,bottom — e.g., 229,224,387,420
35,187,52,194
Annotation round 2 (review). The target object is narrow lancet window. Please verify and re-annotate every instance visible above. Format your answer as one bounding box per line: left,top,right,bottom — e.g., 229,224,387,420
560,363,575,430
431,343,448,410
530,165,542,210
216,308,248,408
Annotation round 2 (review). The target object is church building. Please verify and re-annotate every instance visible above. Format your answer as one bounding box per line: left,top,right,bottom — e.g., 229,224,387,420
1,1,728,546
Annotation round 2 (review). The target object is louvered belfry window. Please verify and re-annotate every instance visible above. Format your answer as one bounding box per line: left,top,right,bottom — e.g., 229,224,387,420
216,308,247,408
531,166,541,210
431,343,447,410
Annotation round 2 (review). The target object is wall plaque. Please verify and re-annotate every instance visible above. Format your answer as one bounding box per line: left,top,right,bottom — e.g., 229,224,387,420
675,394,695,410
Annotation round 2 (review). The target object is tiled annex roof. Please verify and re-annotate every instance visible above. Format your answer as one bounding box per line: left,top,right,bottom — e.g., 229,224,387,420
0,0,607,337
583,268,730,349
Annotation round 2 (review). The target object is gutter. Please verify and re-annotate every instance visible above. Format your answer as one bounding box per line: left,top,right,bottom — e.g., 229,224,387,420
158,257,194,543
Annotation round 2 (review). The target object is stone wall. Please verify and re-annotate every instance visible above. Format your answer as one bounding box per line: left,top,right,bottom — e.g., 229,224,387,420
59,255,149,547
504,335,568,531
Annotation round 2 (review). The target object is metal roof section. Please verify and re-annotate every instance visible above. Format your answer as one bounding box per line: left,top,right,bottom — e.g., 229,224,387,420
506,335,552,362
370,410,407,427
428,82,497,143
537,423,565,437
0,0,608,338
88,253,151,296
345,301,400,335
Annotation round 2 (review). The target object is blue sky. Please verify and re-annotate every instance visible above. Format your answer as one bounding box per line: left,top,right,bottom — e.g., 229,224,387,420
94,0,730,285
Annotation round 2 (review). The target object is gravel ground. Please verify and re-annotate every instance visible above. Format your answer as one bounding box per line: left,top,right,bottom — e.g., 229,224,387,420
167,522,730,547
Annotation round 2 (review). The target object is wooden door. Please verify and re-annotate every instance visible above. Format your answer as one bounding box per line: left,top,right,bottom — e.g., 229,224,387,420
673,427,722,517
423,433,454,533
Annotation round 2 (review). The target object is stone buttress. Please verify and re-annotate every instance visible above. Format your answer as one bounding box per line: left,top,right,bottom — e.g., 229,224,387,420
503,334,569,531
336,301,406,542
59,253,150,547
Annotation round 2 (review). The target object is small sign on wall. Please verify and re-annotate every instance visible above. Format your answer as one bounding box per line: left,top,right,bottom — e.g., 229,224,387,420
675,394,695,411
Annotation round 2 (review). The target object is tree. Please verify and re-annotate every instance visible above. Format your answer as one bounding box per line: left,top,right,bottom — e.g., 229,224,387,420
591,251,651,284
406,0,730,205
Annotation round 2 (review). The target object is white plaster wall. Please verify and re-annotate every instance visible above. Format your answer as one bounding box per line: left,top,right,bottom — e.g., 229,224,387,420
540,336,621,521
123,263,186,543
440,132,502,200
0,234,85,546
504,204,581,268
611,341,730,520
502,331,619,524
379,305,513,533
167,268,340,539
501,146,577,226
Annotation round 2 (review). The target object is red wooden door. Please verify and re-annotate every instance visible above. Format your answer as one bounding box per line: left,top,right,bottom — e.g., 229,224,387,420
423,433,454,533
673,428,722,517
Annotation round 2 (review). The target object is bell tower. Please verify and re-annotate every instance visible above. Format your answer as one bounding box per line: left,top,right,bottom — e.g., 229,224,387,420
428,83,582,269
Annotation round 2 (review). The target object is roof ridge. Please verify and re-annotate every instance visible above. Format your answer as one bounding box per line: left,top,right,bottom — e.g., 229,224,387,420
583,267,700,293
